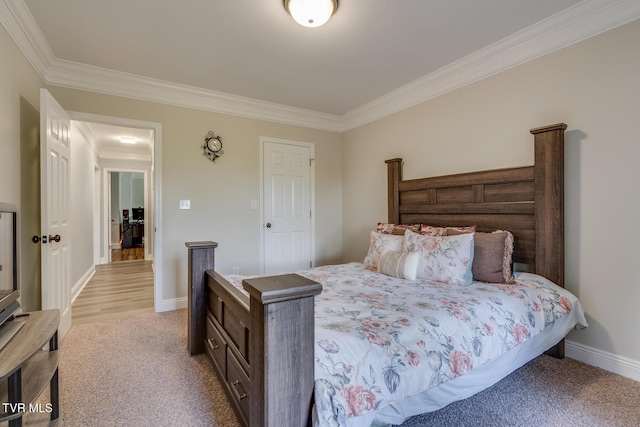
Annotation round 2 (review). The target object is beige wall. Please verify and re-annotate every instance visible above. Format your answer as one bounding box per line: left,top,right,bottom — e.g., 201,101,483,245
0,25,44,311
46,87,343,303
342,20,640,364
3,10,639,373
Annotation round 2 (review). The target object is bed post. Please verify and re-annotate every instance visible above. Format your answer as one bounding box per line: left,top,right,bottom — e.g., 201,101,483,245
530,124,566,287
386,158,402,223
530,123,567,359
243,274,322,427
185,241,218,355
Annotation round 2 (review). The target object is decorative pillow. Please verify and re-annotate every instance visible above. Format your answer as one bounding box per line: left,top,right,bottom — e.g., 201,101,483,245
404,230,474,285
376,222,421,236
421,224,477,236
378,250,419,280
363,231,405,270
472,231,515,284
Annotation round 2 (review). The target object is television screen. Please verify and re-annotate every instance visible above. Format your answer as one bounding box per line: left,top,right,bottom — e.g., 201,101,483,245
0,203,19,327
132,207,144,222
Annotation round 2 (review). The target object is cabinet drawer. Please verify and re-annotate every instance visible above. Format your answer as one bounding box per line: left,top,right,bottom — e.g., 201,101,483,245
223,305,249,360
208,291,222,322
205,313,226,378
227,348,250,425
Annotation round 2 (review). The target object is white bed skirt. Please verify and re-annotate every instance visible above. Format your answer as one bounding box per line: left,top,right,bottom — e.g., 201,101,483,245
314,306,584,427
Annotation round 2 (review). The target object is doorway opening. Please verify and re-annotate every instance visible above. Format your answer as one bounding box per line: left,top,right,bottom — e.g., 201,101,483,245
108,170,147,263
69,111,163,316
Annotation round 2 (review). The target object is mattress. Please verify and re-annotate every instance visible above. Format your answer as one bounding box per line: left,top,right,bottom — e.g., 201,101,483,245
224,263,587,427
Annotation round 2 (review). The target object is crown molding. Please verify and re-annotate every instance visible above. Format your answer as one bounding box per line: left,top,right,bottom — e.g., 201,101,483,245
3,0,640,134
341,0,640,131
46,58,343,132
0,0,342,132
0,0,54,77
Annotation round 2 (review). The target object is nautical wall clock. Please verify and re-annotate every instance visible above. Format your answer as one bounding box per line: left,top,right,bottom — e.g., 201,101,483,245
202,131,224,162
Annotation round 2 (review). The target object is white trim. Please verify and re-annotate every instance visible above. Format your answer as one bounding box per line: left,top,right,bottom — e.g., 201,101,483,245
259,137,315,275
0,0,53,79
341,0,640,130
152,124,163,313
71,265,95,304
93,162,101,267
156,296,187,313
47,58,342,132
566,339,640,382
3,0,639,132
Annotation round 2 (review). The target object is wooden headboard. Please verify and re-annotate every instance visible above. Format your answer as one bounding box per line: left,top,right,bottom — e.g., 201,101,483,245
386,123,566,287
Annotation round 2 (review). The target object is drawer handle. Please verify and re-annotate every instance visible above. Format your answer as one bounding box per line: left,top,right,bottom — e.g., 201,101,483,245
208,338,219,350
232,380,248,400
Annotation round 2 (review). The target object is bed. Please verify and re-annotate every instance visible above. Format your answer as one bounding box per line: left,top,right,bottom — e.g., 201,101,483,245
185,123,587,427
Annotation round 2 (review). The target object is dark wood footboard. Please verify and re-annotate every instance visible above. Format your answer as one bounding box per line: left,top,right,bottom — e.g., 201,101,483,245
186,242,321,427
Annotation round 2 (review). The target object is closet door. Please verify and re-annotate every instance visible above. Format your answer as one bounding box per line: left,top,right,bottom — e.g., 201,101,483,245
262,139,313,275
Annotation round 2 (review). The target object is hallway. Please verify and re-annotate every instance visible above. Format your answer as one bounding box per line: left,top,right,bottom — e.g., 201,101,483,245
72,260,154,325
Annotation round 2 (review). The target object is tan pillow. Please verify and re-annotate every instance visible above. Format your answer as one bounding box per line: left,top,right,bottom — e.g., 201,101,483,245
423,225,477,236
378,250,419,280
376,222,421,236
471,231,515,284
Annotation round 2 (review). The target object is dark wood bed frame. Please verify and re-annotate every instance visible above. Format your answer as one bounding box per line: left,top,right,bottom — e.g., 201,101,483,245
186,123,567,427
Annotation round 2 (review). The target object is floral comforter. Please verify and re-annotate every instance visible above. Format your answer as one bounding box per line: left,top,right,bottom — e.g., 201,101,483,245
225,262,586,427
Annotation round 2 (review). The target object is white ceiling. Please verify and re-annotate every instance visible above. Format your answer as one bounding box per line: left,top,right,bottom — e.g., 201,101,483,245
80,122,153,160
4,0,639,134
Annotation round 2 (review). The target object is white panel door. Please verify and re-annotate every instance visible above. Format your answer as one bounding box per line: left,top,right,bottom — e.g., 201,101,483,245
40,89,72,339
263,141,313,274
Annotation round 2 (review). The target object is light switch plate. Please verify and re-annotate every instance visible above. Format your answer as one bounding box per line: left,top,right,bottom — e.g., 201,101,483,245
179,200,190,210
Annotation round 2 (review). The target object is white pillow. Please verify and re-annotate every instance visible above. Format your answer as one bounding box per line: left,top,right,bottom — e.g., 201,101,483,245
363,231,404,270
378,250,419,280
404,230,475,285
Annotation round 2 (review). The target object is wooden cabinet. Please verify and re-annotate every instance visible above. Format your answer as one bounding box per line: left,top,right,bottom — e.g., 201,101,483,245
120,223,144,248
205,309,250,426
0,310,60,426
186,241,321,427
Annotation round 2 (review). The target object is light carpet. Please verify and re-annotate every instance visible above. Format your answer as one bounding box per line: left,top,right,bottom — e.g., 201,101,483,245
59,309,239,427
58,309,640,427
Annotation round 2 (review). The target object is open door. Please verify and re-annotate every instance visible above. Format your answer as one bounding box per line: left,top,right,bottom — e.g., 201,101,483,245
40,89,72,339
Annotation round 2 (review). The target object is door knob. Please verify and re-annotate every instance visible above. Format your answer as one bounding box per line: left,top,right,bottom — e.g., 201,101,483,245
266,223,272,228
49,234,61,242
36,235,48,244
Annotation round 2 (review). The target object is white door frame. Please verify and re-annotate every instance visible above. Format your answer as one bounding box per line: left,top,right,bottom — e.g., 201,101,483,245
93,163,101,266
68,112,164,313
104,169,150,262
259,136,315,274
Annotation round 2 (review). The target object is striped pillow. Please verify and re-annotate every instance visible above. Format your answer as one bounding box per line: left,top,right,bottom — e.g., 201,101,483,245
378,250,419,280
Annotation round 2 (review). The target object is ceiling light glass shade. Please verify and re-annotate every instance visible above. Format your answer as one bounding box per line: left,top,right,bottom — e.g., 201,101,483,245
284,0,338,28
120,137,137,144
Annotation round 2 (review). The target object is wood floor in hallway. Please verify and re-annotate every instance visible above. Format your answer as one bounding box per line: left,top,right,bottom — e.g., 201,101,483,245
72,260,154,325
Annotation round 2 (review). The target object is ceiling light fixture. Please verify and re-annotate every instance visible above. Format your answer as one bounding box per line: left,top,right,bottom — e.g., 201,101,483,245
284,0,338,28
120,137,137,144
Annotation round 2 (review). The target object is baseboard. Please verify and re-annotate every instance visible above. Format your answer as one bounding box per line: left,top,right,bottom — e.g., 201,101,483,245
156,296,187,313
71,266,95,303
566,339,640,382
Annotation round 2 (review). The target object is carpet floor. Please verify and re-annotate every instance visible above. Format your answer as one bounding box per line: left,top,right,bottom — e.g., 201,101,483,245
56,309,640,427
